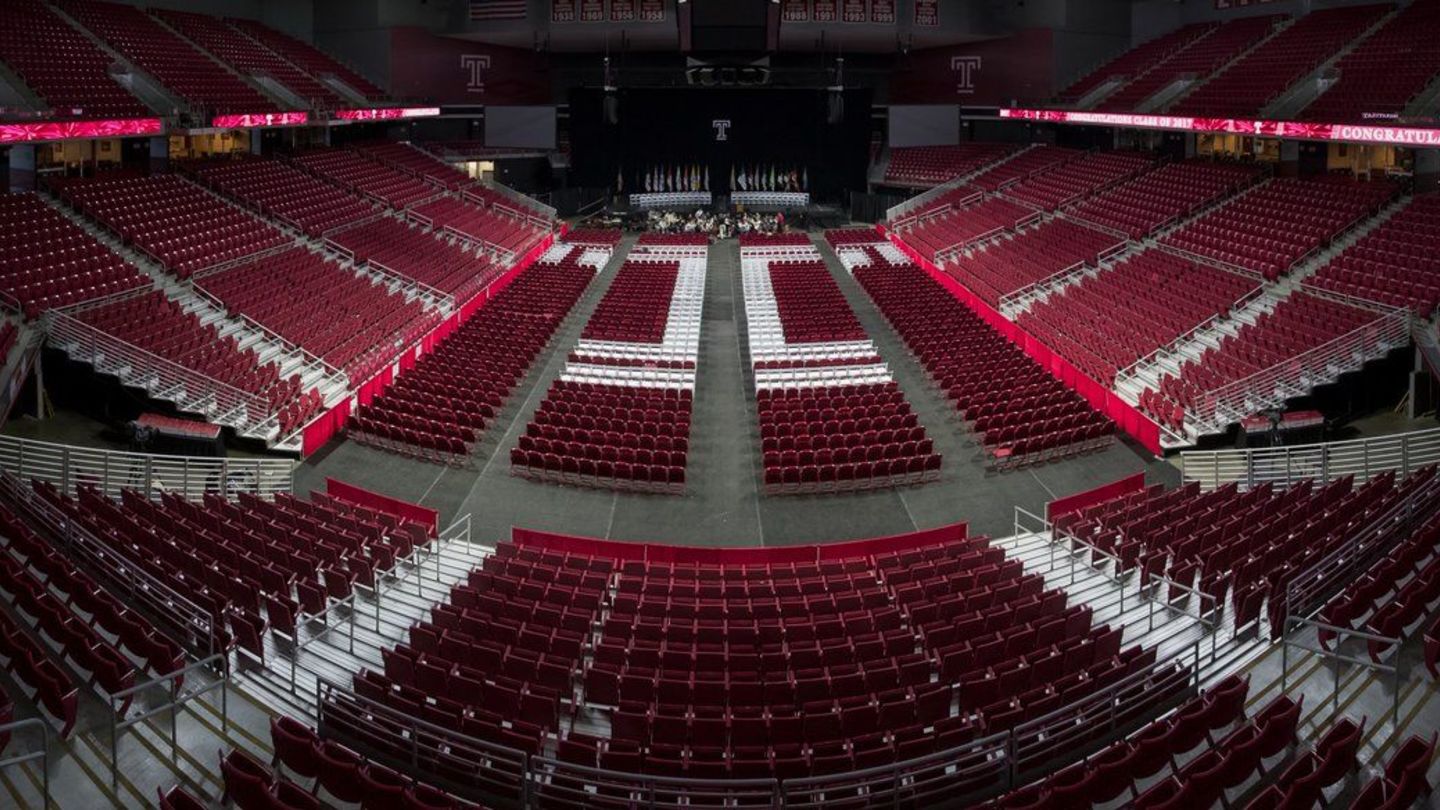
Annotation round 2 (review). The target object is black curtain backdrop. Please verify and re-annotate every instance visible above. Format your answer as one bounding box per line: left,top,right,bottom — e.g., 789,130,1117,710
569,87,872,200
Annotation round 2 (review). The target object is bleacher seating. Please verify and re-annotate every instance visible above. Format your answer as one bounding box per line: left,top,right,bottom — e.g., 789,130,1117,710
1001,151,1154,212
852,247,1114,467
1141,292,1389,432
1059,22,1217,103
513,249,700,493
969,146,1083,192
1057,469,1435,632
1307,194,1440,316
1247,715,1365,808
0,585,78,737
151,9,347,108
1097,15,1280,112
292,149,437,210
0,0,151,119
409,197,546,256
1067,160,1265,240
353,142,474,191
62,0,280,116
1317,506,1440,661
1018,250,1261,385
1301,1,1440,122
883,144,1017,187
228,17,388,102
197,247,439,383
54,173,289,279
0,193,151,318
191,155,376,237
75,290,321,435
351,249,594,464
1351,734,1437,809
946,217,1125,307
328,217,505,303
896,196,1035,261
1171,4,1392,118
1161,176,1397,280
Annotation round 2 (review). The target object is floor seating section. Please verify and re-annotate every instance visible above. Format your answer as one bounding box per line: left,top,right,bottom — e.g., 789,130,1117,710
0,193,151,318
409,197,546,257
512,243,701,493
346,527,1175,791
228,17,388,102
1161,176,1397,280
1318,507,1440,662
1140,292,1389,432
292,149,437,210
26,481,433,667
1018,250,1261,385
0,0,152,119
1301,1,1440,122
328,217,505,303
1306,194,1440,316
743,244,941,494
883,144,1018,187
1097,15,1281,112
190,155,376,238
354,142,475,191
969,147,1084,193
848,243,1113,468
76,290,321,436
61,0,281,116
54,174,289,279
1000,151,1155,212
946,217,1125,308
196,246,440,383
1348,734,1436,810
1170,4,1392,118
350,247,595,464
1067,160,1264,240
152,8,349,108
1059,22,1217,103
1055,469,1437,634
265,717,478,808
894,196,1035,261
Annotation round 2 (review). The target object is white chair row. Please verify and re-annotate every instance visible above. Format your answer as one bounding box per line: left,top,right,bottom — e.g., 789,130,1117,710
562,364,696,391
753,363,893,391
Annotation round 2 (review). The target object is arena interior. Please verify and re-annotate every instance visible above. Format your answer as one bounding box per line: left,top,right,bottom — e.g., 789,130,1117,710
3,0,1440,806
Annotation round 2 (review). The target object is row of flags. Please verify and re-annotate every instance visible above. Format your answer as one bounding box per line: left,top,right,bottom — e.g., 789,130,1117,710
618,164,810,193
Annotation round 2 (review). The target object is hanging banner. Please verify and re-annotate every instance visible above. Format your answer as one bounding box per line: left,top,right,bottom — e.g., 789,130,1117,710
610,0,634,21
871,0,894,23
639,0,664,21
813,0,837,23
580,0,604,22
782,0,808,22
915,0,938,26
552,0,577,22
842,0,866,23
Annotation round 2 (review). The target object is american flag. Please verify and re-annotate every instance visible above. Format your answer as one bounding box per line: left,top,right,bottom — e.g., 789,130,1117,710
469,0,527,21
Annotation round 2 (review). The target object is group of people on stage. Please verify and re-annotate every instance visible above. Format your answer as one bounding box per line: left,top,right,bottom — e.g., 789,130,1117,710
644,209,785,239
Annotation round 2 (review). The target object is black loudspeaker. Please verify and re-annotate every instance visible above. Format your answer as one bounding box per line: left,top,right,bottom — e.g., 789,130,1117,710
604,94,619,125
827,91,844,125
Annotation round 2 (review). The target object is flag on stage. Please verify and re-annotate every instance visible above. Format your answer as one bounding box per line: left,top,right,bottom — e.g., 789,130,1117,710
729,164,736,191
803,166,809,190
617,166,623,192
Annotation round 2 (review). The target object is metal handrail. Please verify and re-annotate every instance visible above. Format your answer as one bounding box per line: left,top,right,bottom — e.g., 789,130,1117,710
0,718,50,807
1113,283,1266,382
107,653,229,790
1180,427,1440,491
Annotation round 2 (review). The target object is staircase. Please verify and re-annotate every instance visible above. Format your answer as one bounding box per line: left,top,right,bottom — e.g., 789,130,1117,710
1114,193,1415,447
1155,18,1293,113
45,1,185,118
1263,5,1402,121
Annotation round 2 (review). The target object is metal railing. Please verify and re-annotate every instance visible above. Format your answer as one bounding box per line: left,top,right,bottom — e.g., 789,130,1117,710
107,654,229,790
0,434,294,500
1113,284,1267,383
1190,306,1411,431
1180,426,1440,491
43,310,272,433
0,718,49,807
474,178,558,221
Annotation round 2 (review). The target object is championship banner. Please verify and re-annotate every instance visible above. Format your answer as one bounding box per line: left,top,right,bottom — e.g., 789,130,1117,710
639,0,664,21
842,0,866,23
782,0,808,22
871,0,895,23
611,0,634,21
813,0,837,23
915,0,938,26
552,0,577,22
580,0,604,22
